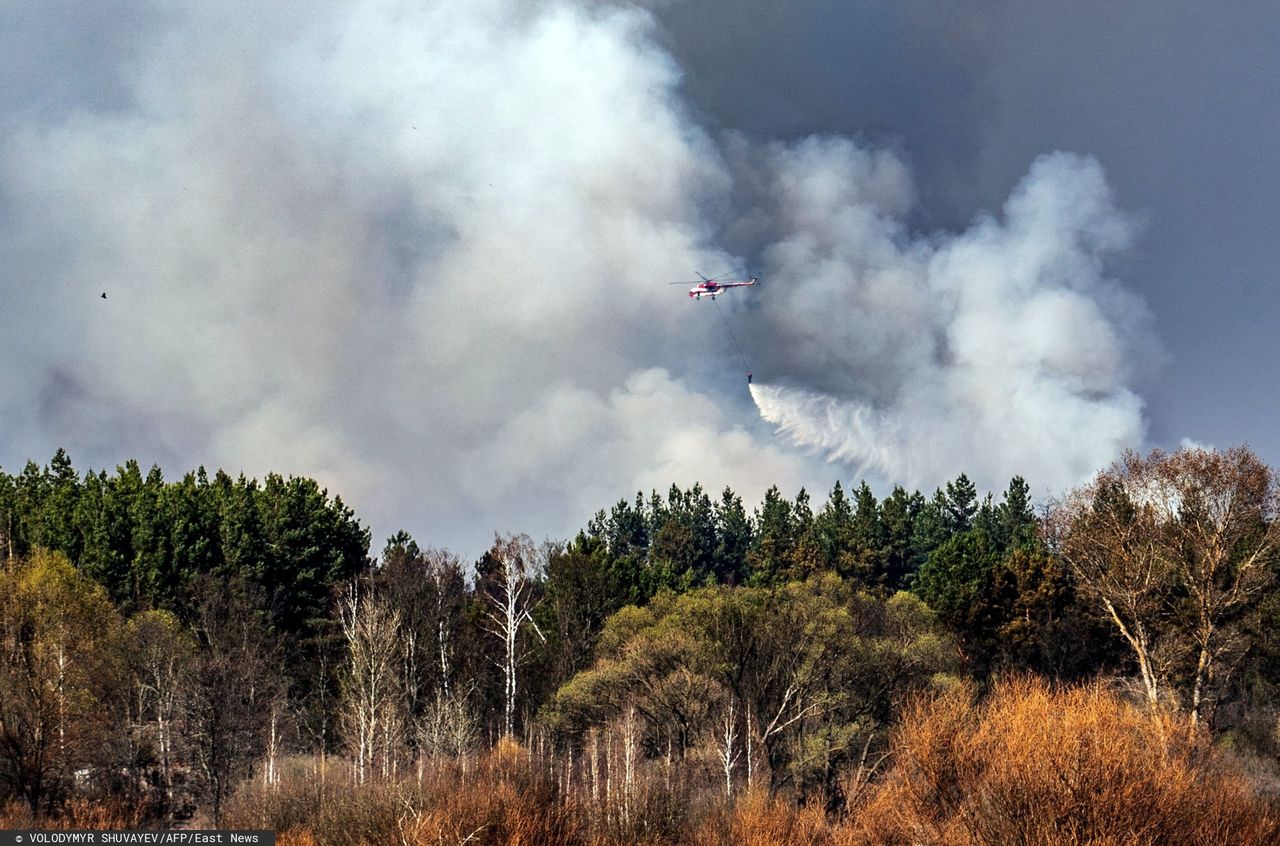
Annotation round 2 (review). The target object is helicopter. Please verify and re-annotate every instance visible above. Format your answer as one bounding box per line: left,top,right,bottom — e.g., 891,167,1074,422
671,271,759,300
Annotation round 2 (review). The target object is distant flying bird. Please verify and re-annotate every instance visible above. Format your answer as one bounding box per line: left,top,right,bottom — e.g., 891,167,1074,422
100,292,107,299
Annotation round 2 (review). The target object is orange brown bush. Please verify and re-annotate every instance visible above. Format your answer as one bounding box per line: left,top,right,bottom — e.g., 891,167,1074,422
0,797,144,829
224,745,581,846
689,790,834,846
853,676,1280,846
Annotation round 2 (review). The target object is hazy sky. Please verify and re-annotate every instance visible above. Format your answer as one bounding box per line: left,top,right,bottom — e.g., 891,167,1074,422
2,1,1275,558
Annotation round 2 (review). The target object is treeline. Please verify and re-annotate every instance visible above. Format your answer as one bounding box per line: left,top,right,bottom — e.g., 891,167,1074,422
0,449,369,630
3,446,1280,839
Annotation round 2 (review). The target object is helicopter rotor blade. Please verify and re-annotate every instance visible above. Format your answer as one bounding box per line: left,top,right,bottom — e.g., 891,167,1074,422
668,269,751,286
698,268,744,283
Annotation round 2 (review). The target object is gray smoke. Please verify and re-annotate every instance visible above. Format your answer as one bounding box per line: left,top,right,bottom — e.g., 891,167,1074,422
745,144,1158,495
0,0,1160,553
0,0,815,554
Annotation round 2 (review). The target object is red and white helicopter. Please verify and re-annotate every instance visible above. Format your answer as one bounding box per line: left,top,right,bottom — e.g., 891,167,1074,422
672,271,759,300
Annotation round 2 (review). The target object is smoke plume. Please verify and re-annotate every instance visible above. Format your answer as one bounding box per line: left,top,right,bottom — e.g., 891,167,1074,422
744,144,1157,495
0,0,1160,553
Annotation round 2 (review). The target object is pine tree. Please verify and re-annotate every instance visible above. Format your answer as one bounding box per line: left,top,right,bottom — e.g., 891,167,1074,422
788,488,825,579
880,486,921,591
747,486,794,586
997,475,1038,551
42,449,82,561
944,474,979,532
909,489,952,579
713,487,752,585
851,481,887,585
75,470,129,605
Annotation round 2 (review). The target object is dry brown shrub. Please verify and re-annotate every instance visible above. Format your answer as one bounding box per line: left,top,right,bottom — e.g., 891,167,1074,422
852,676,1280,846
224,747,582,846
688,789,834,846
275,830,318,846
225,763,419,846
493,734,525,764
0,802,24,827
404,752,581,846
222,759,335,836
0,797,144,829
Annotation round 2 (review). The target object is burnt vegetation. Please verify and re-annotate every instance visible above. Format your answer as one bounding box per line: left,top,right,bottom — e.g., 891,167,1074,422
3,446,1280,843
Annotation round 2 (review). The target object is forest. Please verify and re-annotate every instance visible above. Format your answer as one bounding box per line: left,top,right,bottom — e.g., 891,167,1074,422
3,446,1280,844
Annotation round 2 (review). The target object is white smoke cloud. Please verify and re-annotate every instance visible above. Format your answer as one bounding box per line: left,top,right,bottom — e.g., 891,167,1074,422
0,0,1160,554
0,0,820,554
746,143,1158,495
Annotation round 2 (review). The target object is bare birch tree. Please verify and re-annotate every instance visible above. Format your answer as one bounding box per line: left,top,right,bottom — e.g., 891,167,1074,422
126,609,195,812
417,690,479,760
339,582,406,783
716,696,741,800
261,694,295,790
1149,447,1278,725
478,534,545,739
424,548,466,699
620,705,638,826
1050,446,1279,723
1049,461,1172,705
381,544,467,714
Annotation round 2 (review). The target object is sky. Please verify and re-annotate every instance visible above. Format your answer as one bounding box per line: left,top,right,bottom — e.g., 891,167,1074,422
2,0,1277,559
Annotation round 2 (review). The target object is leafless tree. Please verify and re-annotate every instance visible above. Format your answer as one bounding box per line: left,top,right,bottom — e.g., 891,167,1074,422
339,582,406,783
425,549,465,699
478,534,545,739
182,576,279,825
624,706,640,824
1049,446,1280,724
716,696,741,800
416,690,479,761
1048,465,1171,706
1151,448,1278,725
380,545,467,722
126,610,195,814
